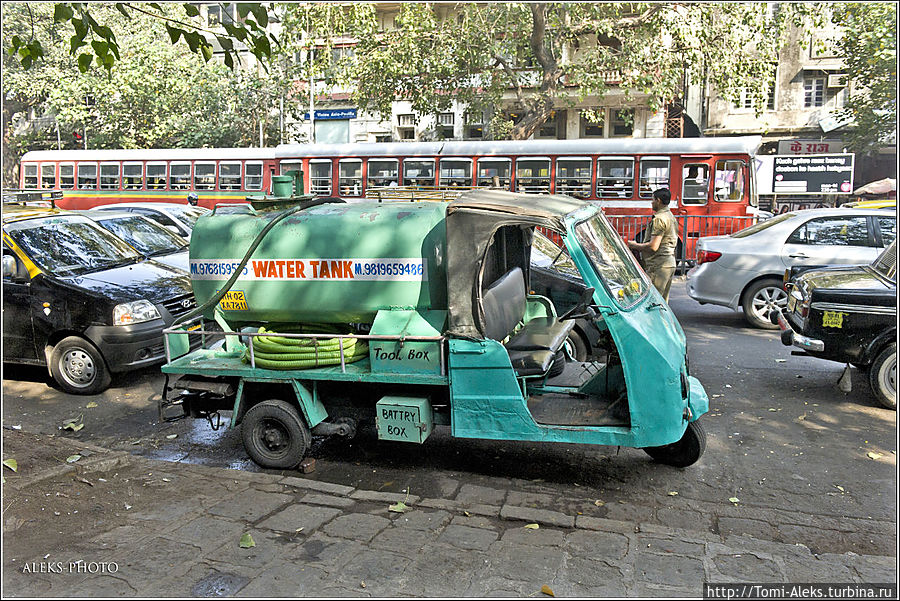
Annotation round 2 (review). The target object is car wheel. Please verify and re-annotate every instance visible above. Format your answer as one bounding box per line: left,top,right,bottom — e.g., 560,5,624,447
643,420,707,468
742,278,787,329
49,336,112,395
241,399,311,469
562,331,589,362
869,344,896,410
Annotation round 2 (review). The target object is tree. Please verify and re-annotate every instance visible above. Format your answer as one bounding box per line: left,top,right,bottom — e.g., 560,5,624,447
6,2,279,74
832,3,897,153
282,2,826,140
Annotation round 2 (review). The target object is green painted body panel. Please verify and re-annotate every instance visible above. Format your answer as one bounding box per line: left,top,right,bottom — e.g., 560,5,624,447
189,202,448,323
369,310,446,375
375,396,433,443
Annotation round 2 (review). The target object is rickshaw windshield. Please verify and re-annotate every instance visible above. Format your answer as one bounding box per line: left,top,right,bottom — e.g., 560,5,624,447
574,214,649,309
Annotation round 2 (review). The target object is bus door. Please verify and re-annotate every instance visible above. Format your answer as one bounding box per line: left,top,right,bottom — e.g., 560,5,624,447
672,156,715,259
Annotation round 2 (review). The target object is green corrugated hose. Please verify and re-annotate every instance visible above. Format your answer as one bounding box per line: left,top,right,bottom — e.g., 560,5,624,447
241,324,368,370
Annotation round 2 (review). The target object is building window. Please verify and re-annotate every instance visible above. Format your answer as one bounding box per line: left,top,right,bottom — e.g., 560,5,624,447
398,114,415,140
206,3,236,26
580,110,604,138
437,113,455,139
804,77,825,108
536,110,564,139
375,134,393,143
465,110,484,139
610,109,633,137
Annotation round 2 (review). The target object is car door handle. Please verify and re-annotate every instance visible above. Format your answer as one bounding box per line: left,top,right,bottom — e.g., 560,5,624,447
788,253,809,258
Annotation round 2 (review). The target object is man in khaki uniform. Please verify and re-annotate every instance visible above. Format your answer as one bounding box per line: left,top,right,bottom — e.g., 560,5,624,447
627,188,678,301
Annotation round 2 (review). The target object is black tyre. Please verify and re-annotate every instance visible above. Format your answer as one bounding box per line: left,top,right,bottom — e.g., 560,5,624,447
49,336,111,395
241,399,311,469
547,351,566,378
563,331,589,362
643,420,707,468
869,344,896,410
741,278,787,330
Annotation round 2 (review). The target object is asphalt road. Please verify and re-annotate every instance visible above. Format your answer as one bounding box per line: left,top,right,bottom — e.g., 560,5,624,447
3,279,896,556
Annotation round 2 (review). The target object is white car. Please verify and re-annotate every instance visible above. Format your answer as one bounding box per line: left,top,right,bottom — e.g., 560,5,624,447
82,210,190,272
686,208,896,328
91,202,209,240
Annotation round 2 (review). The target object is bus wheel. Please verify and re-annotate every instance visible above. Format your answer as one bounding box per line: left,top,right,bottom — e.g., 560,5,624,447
241,400,311,469
49,336,111,395
643,420,707,468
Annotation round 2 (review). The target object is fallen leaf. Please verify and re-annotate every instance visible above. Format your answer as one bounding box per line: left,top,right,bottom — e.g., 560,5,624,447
3,459,18,472
66,455,82,463
295,527,304,533
75,477,93,487
162,478,170,482
541,584,555,597
388,501,410,513
834,485,845,492
463,511,471,517
593,499,605,507
85,402,98,408
62,421,84,432
524,523,540,530
867,452,883,460
166,434,178,440
729,497,740,504
768,408,777,412
667,491,678,496
239,533,255,548
360,581,366,589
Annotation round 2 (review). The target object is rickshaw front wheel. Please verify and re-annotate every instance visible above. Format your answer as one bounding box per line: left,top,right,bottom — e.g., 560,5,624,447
643,420,707,468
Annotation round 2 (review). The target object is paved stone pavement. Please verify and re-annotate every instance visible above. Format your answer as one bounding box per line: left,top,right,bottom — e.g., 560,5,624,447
2,431,895,597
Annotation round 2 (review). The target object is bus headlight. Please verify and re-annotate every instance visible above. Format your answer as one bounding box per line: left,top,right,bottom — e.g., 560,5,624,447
114,300,160,325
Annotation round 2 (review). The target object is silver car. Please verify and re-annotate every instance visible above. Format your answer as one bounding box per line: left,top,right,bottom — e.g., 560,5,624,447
686,208,896,328
91,202,209,240
82,210,190,272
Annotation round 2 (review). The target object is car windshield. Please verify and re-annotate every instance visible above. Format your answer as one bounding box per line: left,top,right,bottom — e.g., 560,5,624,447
730,213,795,238
871,240,897,282
96,215,188,257
532,231,580,278
574,213,648,308
5,215,141,275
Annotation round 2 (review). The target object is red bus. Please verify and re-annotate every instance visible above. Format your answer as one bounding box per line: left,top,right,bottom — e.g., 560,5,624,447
20,136,762,257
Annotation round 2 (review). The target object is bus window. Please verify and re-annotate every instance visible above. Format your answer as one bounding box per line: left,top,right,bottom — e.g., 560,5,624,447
77,163,98,189
439,159,472,188
556,158,591,198
194,162,216,190
367,159,399,188
100,163,120,190
310,160,333,195
219,162,242,190
639,158,669,198
245,162,263,191
170,163,191,190
41,164,56,189
60,163,75,189
516,159,550,193
147,163,167,190
22,164,38,188
123,163,143,190
681,164,710,205
715,160,745,202
597,158,634,198
403,159,435,187
477,159,511,189
338,160,362,196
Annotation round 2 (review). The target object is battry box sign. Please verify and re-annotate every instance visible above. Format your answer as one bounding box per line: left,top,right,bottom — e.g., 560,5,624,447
772,154,855,195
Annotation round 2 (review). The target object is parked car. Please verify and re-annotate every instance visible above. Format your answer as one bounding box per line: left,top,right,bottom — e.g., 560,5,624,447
841,198,896,210
2,204,198,394
530,230,603,362
686,208,895,328
91,202,210,240
775,240,896,409
82,210,189,272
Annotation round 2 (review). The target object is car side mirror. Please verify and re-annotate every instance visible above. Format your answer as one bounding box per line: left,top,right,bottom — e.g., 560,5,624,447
3,255,20,280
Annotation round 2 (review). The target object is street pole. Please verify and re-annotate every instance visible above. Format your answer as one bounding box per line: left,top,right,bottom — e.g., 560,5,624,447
309,46,315,144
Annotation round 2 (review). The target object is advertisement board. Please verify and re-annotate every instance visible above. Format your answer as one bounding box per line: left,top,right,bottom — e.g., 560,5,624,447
772,154,854,195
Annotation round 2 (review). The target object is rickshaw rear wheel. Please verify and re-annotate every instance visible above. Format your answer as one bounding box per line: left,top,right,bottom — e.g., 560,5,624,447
242,399,311,469
643,420,706,468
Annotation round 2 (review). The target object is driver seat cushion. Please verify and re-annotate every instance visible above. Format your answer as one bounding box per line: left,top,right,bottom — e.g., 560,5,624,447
507,348,555,377
506,317,574,353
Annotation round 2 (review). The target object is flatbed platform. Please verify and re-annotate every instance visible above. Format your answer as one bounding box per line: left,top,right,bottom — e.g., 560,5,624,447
162,349,449,385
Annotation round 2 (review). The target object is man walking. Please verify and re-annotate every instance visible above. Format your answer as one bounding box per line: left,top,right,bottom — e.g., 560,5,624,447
627,188,678,301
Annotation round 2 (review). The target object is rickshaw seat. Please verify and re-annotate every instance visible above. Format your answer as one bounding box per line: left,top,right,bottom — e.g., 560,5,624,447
482,267,573,376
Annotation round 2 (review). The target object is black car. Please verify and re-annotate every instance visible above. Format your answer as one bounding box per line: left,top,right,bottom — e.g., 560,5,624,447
2,205,197,394
775,240,896,408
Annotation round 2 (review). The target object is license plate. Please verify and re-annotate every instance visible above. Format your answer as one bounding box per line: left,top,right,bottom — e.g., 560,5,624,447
822,311,844,328
787,295,798,313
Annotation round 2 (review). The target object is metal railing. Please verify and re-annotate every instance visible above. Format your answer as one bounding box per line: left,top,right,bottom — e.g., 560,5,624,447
606,214,758,268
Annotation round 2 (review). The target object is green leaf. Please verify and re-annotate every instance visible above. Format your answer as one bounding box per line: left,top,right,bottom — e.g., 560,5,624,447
166,25,183,45
251,5,269,28
2,459,17,472
236,4,254,19
91,40,109,56
54,4,75,23
239,532,255,548
216,36,234,52
200,44,213,62
86,402,98,408
115,3,130,18
224,23,248,42
224,52,235,70
184,4,201,18
388,501,409,513
66,455,82,463
184,31,200,53
524,523,540,530
728,497,740,504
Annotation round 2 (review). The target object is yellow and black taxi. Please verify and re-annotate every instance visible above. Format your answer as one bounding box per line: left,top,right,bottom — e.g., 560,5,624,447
774,240,897,409
2,194,197,394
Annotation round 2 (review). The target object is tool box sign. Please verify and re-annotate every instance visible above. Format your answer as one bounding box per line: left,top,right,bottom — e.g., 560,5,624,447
191,258,427,282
